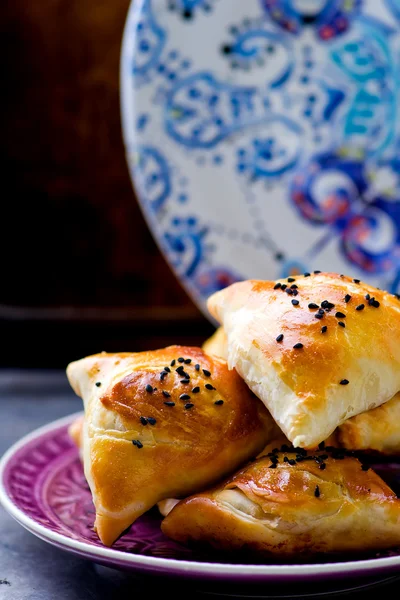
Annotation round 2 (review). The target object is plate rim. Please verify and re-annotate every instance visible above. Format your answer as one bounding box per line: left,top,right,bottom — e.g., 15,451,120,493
1,412,400,581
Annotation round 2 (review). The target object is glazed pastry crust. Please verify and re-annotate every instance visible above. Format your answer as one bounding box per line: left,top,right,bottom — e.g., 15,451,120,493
66,346,275,546
161,449,400,556
202,327,228,359
207,273,400,449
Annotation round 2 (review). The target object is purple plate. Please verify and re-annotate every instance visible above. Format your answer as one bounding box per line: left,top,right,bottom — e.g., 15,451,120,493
1,413,400,585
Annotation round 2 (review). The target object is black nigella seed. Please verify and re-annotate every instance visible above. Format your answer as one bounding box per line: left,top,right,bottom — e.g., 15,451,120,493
170,359,176,366
202,369,211,377
145,384,153,394
178,357,185,363
371,300,380,308
293,343,303,349
315,485,320,498
164,366,171,372
283,456,289,463
276,334,284,342
274,282,282,290
160,372,167,381
335,312,346,319
288,459,296,466
205,383,215,390
321,301,335,310
356,304,365,311
192,386,200,393
308,303,319,309
304,272,311,277
292,299,299,306
287,277,295,282
180,393,191,400
292,289,299,296
195,364,200,371
95,382,101,387
180,379,190,384
140,416,148,425
269,463,277,468
365,293,370,300
290,284,298,289
344,294,351,303
164,401,175,407
184,358,192,364
184,403,194,409
340,379,349,385
132,440,143,449
214,399,224,405
162,390,171,398
314,270,321,274
281,284,287,290
176,365,185,373
286,288,294,295
315,313,324,319
353,279,360,284
319,463,326,470
321,326,327,333
147,417,156,425
338,321,345,328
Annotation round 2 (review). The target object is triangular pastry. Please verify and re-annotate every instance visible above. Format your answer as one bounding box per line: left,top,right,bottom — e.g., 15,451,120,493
66,345,276,545
207,272,400,449
161,446,400,556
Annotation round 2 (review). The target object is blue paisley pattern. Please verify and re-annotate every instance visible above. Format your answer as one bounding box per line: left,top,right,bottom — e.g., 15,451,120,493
121,0,400,315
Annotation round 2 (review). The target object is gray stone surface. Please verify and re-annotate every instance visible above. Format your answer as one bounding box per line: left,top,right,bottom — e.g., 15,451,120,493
0,370,399,599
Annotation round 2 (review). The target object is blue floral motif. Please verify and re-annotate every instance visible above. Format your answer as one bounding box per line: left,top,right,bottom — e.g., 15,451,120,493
260,0,362,40
165,72,268,148
132,0,166,78
163,216,209,278
290,152,400,275
134,146,172,213
385,0,400,20
194,267,243,297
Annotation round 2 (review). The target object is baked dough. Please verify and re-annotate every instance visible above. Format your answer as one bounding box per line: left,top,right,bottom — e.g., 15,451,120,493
161,446,400,556
66,345,276,546
207,272,400,449
202,327,228,359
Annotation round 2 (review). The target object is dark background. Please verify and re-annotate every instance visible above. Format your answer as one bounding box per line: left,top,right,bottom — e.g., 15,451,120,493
0,1,214,368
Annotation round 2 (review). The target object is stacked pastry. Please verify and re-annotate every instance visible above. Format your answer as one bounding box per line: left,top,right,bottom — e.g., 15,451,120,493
66,272,400,557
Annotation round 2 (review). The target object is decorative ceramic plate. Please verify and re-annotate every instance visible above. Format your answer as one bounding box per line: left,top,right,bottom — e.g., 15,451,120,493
120,0,400,318
2,412,400,591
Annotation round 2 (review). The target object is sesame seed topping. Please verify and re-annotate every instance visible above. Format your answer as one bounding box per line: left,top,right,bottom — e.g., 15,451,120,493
286,288,294,295
180,394,191,400
371,299,380,308
281,284,287,290
290,284,298,289
164,401,175,407
140,416,148,425
178,357,185,363
145,384,153,393
269,463,277,468
338,321,345,328
356,304,365,311
293,343,303,349
214,400,224,405
95,382,101,387
132,440,143,448
147,417,156,425
319,463,326,470
344,294,351,303
291,299,299,306
276,334,284,342
274,282,282,290
192,386,200,393
164,366,171,372
195,364,200,371
162,390,171,398
292,289,299,296
314,270,321,274
170,360,176,367
160,372,167,381
335,312,346,319
287,277,295,282
321,326,327,333
205,383,216,390
180,379,190,384
184,403,194,409
176,365,185,372
315,312,324,319
308,303,319,309
353,279,360,284
304,272,311,277
340,379,349,385
288,459,296,466
365,294,370,300
321,300,335,310
184,358,192,364
315,486,320,498
202,369,211,377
